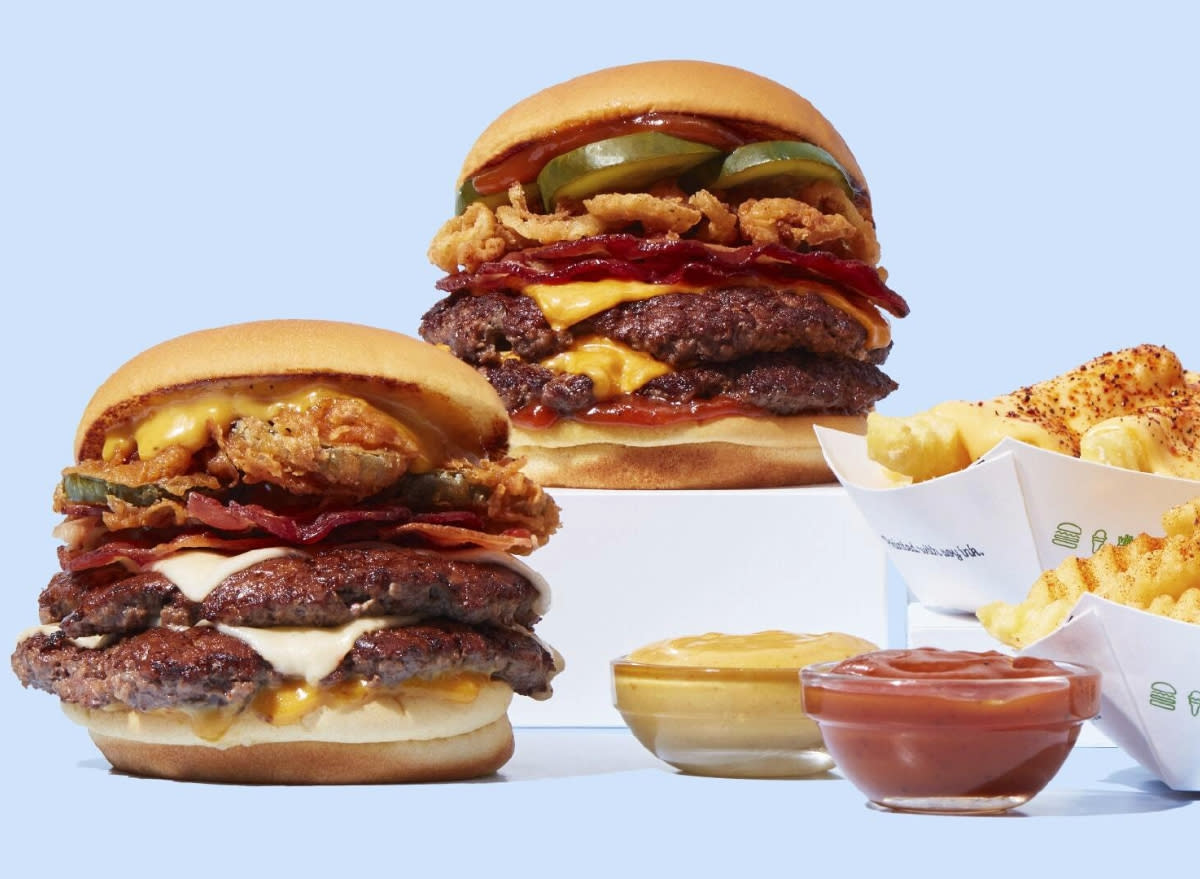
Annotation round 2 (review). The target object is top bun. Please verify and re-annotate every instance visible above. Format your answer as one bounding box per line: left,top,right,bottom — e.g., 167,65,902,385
75,320,510,462
458,59,868,201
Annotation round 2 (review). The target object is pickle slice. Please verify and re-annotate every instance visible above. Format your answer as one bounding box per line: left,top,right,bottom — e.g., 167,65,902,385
454,179,541,215
537,133,721,210
61,473,175,507
706,141,854,197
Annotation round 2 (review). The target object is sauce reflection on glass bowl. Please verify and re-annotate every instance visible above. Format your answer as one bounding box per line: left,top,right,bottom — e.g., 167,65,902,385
801,648,1101,814
612,630,878,778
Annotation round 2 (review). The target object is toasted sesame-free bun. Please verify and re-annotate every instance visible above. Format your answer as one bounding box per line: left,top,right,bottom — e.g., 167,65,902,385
459,59,868,203
88,718,515,785
75,320,509,462
509,413,866,489
65,681,517,783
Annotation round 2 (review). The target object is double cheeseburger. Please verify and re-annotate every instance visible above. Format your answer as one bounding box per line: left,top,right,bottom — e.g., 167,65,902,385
12,320,562,783
421,60,910,489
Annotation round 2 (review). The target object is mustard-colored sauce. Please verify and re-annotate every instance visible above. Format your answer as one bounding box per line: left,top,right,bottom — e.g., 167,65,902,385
628,629,878,669
613,630,878,778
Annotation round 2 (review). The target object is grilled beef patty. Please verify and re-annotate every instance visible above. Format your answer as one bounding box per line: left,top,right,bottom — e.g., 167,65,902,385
12,620,557,710
39,544,544,637
420,286,886,368
484,350,897,416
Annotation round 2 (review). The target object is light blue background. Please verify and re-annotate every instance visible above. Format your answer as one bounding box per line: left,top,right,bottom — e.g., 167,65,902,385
4,2,1199,872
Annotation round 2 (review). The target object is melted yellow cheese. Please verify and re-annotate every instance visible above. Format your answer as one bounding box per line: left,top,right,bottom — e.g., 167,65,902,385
526,280,670,331
101,384,431,469
250,673,489,727
539,336,671,400
523,279,891,349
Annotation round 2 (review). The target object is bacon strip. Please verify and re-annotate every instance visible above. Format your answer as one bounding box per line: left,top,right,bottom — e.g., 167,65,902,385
60,498,529,572
185,494,483,543
435,233,909,318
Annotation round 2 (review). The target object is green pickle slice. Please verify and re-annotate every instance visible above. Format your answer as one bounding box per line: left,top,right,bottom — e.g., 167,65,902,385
62,473,175,507
536,132,721,210
706,141,855,197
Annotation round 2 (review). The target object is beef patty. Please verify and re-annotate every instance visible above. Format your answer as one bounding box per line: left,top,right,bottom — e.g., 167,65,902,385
40,544,544,637
484,350,897,416
420,286,888,368
12,620,557,710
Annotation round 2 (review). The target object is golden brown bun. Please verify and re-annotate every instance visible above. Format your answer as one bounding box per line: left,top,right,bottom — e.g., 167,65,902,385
459,59,868,202
89,716,515,784
509,413,865,489
75,320,509,462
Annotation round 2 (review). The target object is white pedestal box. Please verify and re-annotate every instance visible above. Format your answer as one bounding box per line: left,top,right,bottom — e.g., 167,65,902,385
509,486,889,727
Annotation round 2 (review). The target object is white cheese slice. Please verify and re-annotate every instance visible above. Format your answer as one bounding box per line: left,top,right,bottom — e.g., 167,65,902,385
216,616,412,683
150,547,308,602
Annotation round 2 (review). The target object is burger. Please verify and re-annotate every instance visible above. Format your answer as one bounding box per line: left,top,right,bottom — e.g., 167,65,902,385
420,59,910,489
11,320,562,783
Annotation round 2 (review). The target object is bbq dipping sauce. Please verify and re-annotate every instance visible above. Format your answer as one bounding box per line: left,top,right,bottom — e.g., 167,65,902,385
612,630,877,778
800,648,1101,814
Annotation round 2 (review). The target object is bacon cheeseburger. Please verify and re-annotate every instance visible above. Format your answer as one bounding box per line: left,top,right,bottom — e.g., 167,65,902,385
12,320,562,784
422,60,910,489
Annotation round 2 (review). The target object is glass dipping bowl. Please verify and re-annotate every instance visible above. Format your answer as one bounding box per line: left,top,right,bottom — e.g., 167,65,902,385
801,649,1101,814
612,631,878,778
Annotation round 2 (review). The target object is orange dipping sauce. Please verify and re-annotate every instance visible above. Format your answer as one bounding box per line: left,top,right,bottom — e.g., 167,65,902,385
801,648,1101,814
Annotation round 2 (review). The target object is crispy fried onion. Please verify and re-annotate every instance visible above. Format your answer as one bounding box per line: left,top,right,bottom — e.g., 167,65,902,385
494,185,604,253
464,455,560,539
583,192,702,235
429,183,879,272
427,202,512,275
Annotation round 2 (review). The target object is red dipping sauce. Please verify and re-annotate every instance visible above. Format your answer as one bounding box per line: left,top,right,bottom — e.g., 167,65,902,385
800,648,1101,814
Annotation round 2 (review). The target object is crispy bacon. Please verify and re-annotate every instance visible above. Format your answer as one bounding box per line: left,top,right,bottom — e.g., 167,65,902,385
60,523,537,573
59,497,532,573
435,233,909,318
184,494,485,543
60,535,282,571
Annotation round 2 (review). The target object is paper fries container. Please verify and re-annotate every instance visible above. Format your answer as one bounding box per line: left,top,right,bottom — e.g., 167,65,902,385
1022,594,1200,791
815,427,1200,612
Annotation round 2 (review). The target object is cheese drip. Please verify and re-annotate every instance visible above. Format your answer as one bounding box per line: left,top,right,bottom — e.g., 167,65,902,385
216,616,412,683
540,336,671,401
150,547,307,602
523,279,891,349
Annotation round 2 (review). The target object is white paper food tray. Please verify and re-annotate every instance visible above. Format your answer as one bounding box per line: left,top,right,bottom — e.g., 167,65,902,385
1022,595,1199,787
509,486,888,726
816,427,1200,613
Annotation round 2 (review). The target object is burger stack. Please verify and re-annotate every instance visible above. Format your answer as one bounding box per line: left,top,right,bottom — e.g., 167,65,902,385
11,320,563,783
421,60,910,489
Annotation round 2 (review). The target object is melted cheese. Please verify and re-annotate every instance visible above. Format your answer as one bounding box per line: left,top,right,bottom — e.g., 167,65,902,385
216,616,413,683
523,279,891,349
252,673,489,727
150,547,308,602
101,384,431,469
526,280,672,331
540,336,671,400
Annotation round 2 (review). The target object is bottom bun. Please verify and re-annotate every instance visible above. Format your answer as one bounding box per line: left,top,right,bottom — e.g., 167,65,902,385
509,413,864,489
89,716,515,785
